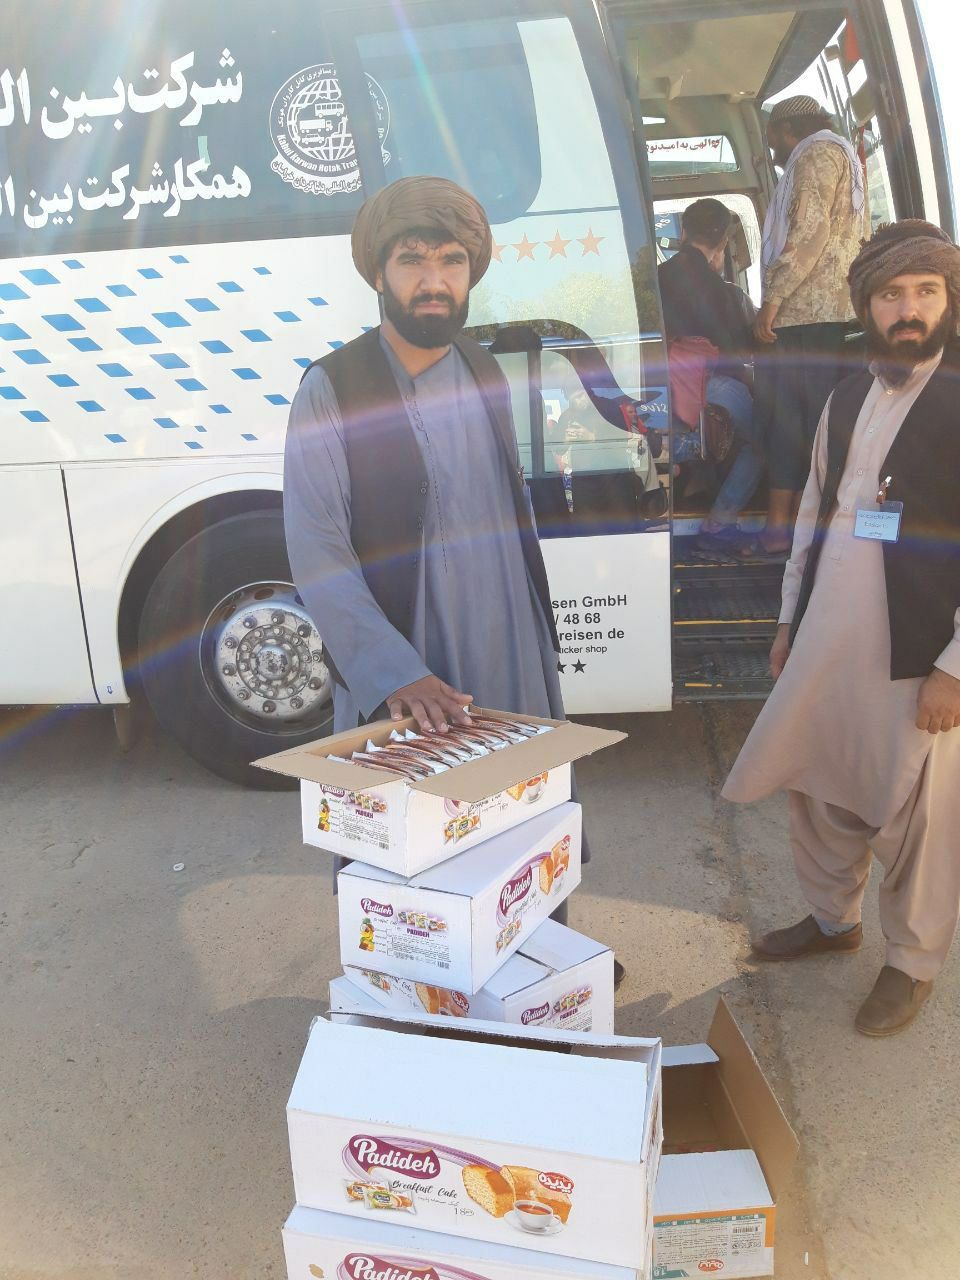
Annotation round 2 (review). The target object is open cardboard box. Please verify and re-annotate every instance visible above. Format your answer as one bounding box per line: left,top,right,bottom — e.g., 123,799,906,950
253,708,624,876
338,803,582,993
654,1000,799,1279
282,1204,641,1280
337,916,615,1032
289,1011,661,1270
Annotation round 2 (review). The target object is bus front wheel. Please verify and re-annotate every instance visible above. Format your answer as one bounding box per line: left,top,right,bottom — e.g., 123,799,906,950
137,510,334,788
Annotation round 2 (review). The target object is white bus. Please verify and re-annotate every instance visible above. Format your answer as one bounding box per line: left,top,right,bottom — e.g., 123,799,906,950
2,0,955,783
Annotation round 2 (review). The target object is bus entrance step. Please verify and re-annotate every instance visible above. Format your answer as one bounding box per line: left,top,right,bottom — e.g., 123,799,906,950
673,636,774,700
673,579,780,626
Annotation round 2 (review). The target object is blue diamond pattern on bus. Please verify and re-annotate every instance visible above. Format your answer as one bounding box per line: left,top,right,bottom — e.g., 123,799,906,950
16,349,50,365
194,425,206,433
187,297,218,312
202,339,232,354
184,440,203,449
154,417,179,429
233,367,260,380
275,311,300,323
43,313,84,332
242,329,270,343
105,433,126,443
176,377,205,392
77,297,110,313
78,400,104,412
0,283,28,300
309,297,328,306
0,323,29,340
63,259,84,270
152,352,189,370
108,284,135,297
328,340,344,349
0,386,25,399
241,433,258,441
119,326,159,345
22,268,58,285
139,267,162,279
49,373,78,387
69,337,101,351
170,255,188,264
154,311,190,329
21,409,49,422
265,393,289,405
99,363,131,378
294,357,312,368
254,266,271,275
126,387,155,400
210,403,230,414
218,281,242,293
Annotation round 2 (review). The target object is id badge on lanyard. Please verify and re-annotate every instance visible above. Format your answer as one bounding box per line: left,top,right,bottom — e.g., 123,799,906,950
854,475,903,543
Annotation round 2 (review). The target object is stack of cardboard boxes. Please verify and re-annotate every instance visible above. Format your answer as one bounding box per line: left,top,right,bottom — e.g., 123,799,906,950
257,708,799,1280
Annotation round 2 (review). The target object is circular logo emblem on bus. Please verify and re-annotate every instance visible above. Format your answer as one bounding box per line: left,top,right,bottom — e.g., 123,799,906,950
269,63,390,197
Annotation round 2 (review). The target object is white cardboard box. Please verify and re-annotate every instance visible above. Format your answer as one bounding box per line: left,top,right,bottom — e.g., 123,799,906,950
288,1013,661,1269
254,708,623,876
337,918,614,1033
338,804,582,993
282,1204,640,1280
653,1000,799,1279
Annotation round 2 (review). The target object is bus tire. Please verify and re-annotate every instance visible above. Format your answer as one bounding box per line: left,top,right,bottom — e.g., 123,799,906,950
137,510,334,788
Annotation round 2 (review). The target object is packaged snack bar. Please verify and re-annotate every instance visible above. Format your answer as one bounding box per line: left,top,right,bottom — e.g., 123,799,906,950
344,1179,415,1214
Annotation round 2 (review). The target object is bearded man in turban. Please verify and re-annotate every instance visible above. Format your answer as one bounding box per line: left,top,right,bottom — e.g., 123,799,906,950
723,220,960,1036
284,176,606,944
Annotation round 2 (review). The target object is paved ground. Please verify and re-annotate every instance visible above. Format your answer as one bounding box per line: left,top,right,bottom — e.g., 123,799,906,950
1,701,957,1279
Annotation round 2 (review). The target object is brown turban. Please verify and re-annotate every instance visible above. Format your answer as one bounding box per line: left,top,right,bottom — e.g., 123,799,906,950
351,176,493,289
848,219,960,320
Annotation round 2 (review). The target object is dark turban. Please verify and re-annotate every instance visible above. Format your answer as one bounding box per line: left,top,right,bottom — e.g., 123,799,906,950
351,176,493,289
847,219,960,320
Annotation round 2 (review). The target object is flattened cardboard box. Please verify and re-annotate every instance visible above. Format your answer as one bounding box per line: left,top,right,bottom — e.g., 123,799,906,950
254,708,624,876
337,917,614,1033
338,803,582,993
282,1204,640,1280
653,999,799,1279
288,1013,661,1269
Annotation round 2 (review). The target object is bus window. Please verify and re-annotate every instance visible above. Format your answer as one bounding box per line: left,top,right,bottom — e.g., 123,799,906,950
2,0,369,259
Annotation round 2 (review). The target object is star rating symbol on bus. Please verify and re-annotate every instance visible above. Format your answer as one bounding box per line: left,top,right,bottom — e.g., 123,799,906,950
557,660,566,674
545,229,571,258
572,660,587,673
578,228,604,256
512,233,538,260
491,242,505,262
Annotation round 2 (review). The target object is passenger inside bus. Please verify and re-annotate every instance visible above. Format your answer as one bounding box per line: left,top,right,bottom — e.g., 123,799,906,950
658,198,759,553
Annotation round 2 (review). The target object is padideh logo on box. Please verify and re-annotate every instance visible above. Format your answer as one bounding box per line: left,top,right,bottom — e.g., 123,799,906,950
521,1002,550,1025
499,866,532,915
539,1170,575,1195
348,1135,440,1180
452,991,470,1012
342,1255,440,1280
698,1261,725,1273
360,898,394,919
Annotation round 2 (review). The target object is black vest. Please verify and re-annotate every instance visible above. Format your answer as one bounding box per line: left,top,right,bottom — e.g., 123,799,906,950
790,343,960,679
302,327,559,690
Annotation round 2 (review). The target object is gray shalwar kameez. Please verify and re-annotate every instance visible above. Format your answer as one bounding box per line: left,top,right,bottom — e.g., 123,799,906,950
283,336,564,732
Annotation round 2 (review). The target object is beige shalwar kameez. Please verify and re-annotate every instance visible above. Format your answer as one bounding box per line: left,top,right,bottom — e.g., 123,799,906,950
723,353,960,980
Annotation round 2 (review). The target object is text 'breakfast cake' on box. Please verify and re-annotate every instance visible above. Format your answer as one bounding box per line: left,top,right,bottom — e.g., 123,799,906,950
335,917,614,1034
254,708,624,877
286,1014,661,1270
337,803,582,993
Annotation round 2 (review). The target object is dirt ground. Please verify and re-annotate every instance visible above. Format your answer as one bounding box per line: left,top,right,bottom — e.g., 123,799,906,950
1,701,957,1279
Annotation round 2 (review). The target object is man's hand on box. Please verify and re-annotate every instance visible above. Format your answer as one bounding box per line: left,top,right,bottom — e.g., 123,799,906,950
916,667,960,734
387,676,474,734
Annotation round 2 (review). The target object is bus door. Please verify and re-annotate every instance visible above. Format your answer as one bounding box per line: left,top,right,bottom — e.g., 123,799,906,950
329,0,673,713
601,0,949,700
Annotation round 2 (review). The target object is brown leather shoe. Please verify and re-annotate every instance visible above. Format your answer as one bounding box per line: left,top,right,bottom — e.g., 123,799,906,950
855,965,933,1037
751,914,862,961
